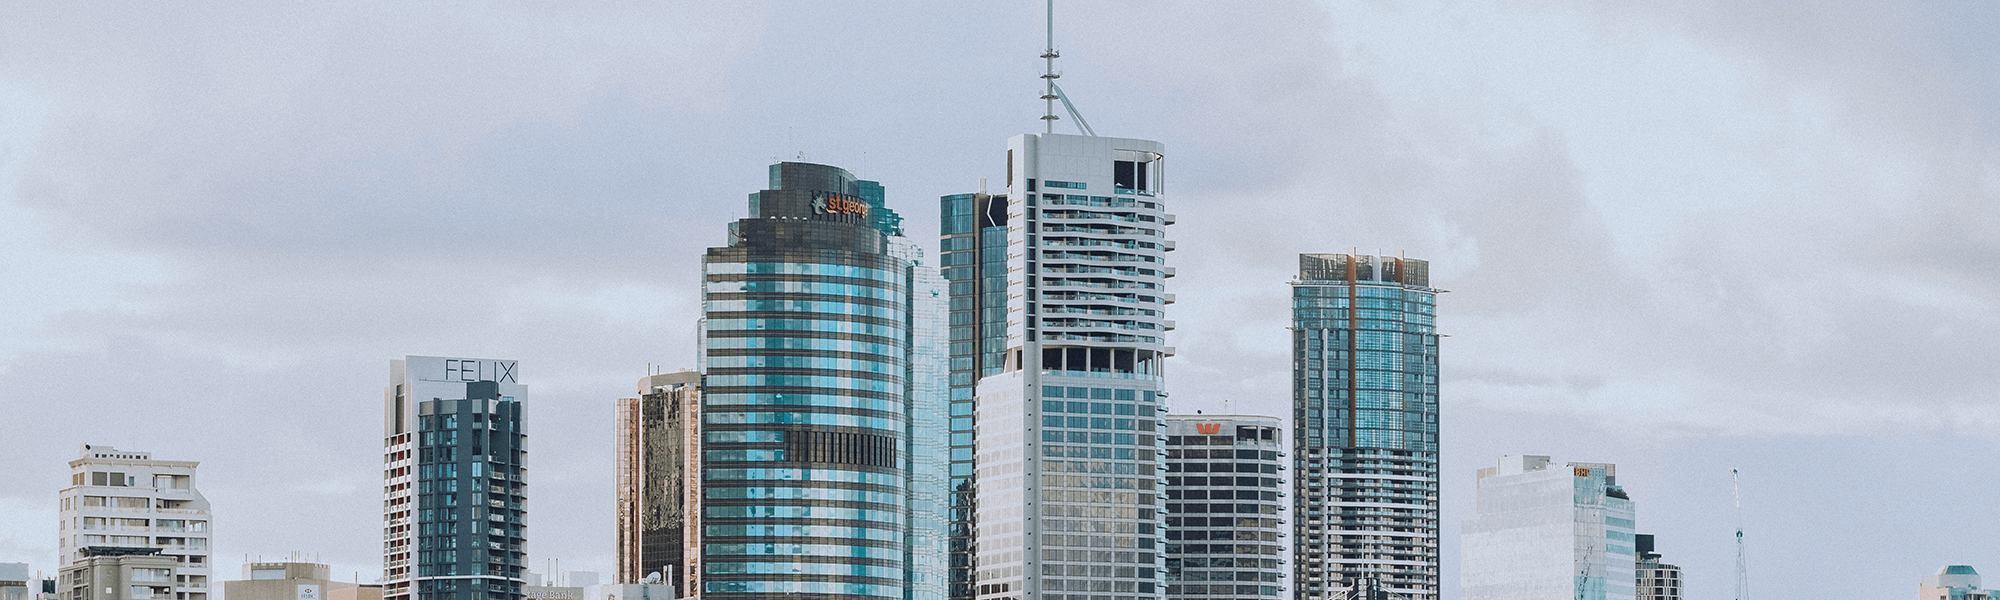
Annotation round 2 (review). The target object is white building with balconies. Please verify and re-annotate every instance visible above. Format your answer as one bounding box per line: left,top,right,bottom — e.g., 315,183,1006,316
57,445,210,600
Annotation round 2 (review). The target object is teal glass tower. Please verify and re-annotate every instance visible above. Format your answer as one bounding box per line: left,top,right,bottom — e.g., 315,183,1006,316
699,162,948,600
1289,253,1440,600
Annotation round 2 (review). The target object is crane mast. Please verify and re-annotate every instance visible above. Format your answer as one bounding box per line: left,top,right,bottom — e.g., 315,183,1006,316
1733,468,1748,600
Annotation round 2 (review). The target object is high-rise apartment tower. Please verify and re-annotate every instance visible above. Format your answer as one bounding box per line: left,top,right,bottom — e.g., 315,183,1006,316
942,133,1174,600
615,371,702,588
1289,253,1440,599
383,356,528,600
58,445,211,600
698,162,948,600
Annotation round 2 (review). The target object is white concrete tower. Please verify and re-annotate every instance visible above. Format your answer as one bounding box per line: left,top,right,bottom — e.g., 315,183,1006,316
957,132,1173,600
58,444,212,600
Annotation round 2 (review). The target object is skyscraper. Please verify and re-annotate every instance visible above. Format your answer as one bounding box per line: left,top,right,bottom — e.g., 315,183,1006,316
942,132,1174,600
1460,455,1636,600
58,444,211,600
1161,416,1286,600
697,162,947,600
1288,253,1440,599
615,371,702,589
382,356,528,600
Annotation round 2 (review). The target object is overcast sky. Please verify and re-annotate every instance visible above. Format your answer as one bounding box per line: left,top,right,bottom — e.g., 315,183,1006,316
3,1,1998,598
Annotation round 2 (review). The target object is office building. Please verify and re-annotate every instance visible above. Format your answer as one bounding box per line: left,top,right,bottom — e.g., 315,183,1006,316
940,132,1174,600
57,445,211,600
1461,455,1636,600
1161,416,1286,600
615,371,702,588
1921,565,1991,600
1288,252,1440,599
222,561,380,600
382,356,529,600
56,548,182,600
1632,535,1681,600
698,162,948,600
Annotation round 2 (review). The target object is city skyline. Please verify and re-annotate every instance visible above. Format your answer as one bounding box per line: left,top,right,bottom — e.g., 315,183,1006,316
5,3,2000,600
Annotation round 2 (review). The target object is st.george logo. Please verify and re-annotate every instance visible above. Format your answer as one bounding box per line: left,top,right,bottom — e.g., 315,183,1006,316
812,191,871,217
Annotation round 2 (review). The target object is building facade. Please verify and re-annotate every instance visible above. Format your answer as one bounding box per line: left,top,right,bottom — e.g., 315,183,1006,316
56,548,182,600
1632,535,1681,600
57,445,211,600
697,162,948,600
222,561,380,600
1921,565,1991,600
1288,253,1440,599
615,371,702,589
382,357,529,600
942,132,1174,600
1161,416,1286,600
1460,455,1636,600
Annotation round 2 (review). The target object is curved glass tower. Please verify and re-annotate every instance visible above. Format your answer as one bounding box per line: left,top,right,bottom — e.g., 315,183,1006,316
700,162,947,600
1289,253,1440,600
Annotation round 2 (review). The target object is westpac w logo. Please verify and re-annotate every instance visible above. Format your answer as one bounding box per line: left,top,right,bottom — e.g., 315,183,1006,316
1195,423,1221,435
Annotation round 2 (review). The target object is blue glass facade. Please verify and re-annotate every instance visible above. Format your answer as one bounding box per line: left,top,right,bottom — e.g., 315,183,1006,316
1289,254,1440,600
701,163,946,600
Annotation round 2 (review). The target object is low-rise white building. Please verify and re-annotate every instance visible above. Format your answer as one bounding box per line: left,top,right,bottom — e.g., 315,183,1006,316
1460,455,1635,600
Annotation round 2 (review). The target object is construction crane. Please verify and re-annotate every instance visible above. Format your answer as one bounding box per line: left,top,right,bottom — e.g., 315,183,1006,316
1733,468,1749,600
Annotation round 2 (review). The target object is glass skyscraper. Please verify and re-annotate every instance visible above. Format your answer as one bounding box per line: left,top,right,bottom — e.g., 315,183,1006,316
615,371,702,589
942,133,1173,600
1289,253,1440,599
698,162,947,600
382,356,529,600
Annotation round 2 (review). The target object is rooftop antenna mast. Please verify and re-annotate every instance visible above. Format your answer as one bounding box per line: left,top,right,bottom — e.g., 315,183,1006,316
1039,0,1096,136
1733,467,1749,600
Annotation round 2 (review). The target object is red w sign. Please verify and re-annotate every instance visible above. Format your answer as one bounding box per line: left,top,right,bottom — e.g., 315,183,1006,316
1195,423,1221,435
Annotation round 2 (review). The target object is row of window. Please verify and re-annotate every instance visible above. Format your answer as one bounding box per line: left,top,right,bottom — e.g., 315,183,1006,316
705,392,903,413
704,468,905,487
1043,386,1155,401
705,261,906,283
705,411,903,433
705,317,904,338
1041,445,1143,460
1040,431,1144,445
705,373,902,392
1166,463,1279,474
703,523,902,541
705,486,902,505
705,561,902,578
706,299,906,319
705,335,902,355
1042,416,1147,431
1165,503,1280,515
1041,400,1155,416
702,580,900,598
706,542,902,559
704,280,902,301
707,505,904,524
